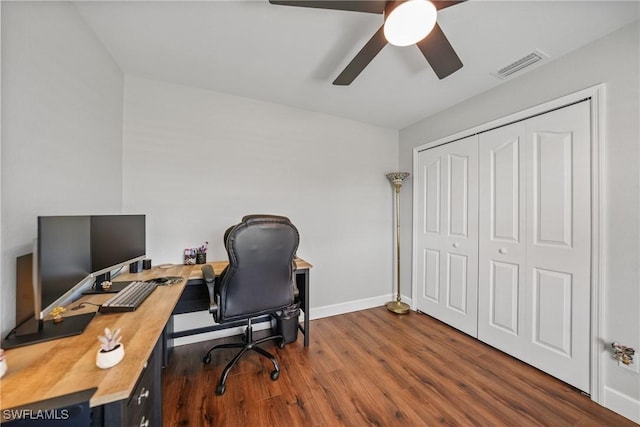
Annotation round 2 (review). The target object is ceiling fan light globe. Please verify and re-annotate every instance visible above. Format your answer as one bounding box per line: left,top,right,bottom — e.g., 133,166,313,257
384,0,437,47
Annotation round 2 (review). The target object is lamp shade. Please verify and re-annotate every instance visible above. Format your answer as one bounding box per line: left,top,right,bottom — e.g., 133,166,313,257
386,172,410,186
384,0,437,47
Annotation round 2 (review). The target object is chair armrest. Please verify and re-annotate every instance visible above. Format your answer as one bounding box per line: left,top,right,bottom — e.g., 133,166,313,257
201,265,218,314
292,260,299,299
292,281,299,299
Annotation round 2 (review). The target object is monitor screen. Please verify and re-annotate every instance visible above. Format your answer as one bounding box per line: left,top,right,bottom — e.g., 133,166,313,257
37,216,92,317
90,215,146,276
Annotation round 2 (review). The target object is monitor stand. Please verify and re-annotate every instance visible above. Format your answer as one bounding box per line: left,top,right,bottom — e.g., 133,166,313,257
82,281,131,294
2,312,95,349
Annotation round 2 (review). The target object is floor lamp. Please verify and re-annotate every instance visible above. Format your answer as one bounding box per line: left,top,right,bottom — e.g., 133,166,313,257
386,172,410,314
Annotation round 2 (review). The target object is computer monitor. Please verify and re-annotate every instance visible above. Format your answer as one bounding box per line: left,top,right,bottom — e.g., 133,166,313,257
37,215,92,319
90,214,146,285
3,214,146,349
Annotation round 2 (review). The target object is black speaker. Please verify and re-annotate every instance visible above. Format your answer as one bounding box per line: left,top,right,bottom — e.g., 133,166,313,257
129,260,142,273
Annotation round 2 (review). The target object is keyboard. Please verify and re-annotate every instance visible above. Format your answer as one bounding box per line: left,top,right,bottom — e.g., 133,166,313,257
98,281,157,313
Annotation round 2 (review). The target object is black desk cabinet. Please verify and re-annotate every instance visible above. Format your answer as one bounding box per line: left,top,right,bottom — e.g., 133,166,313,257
92,338,162,427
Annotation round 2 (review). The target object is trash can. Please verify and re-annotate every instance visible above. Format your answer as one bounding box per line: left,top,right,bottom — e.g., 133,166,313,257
275,302,300,344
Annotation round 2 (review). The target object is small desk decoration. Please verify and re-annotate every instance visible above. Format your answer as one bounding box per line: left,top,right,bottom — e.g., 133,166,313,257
184,248,196,265
185,241,208,265
50,306,66,323
96,328,125,369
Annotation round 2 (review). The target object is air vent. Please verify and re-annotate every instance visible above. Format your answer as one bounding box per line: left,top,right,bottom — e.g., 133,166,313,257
492,50,549,79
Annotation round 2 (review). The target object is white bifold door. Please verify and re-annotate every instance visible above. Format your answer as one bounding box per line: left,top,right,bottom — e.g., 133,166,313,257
415,136,479,337
478,101,591,392
415,101,591,392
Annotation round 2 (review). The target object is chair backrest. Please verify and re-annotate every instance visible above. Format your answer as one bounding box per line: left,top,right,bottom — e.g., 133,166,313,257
217,215,299,322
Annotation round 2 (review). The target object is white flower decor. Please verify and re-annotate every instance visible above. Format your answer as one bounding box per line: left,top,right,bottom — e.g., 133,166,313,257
96,327,125,369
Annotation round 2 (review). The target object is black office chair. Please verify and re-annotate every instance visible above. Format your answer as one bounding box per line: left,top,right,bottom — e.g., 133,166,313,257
201,214,299,395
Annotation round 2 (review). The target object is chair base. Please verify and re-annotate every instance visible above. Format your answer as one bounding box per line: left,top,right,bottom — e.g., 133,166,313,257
202,318,284,395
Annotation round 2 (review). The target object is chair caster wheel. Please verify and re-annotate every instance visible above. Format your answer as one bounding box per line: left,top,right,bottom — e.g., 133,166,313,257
203,355,211,364
270,370,280,381
215,384,226,395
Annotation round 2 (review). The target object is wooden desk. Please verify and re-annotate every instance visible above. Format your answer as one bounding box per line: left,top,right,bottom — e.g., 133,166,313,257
170,257,312,347
0,264,190,425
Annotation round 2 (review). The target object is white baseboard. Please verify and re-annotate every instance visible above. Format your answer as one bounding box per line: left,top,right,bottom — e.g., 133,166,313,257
603,386,640,423
308,293,412,320
171,293,413,347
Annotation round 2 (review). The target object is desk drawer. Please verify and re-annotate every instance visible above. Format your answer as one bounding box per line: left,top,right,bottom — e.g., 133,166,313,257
124,359,154,426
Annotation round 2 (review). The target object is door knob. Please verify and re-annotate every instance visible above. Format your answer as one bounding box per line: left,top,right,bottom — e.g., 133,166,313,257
498,248,507,254
452,243,459,248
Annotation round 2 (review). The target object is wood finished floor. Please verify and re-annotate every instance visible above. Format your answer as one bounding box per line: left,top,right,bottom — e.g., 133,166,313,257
162,307,636,426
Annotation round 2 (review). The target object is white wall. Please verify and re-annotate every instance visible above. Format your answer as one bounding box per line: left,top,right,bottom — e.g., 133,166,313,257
122,76,399,318
0,2,124,337
400,21,640,421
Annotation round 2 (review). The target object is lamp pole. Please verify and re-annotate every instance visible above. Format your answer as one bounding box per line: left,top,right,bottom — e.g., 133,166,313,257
385,172,410,314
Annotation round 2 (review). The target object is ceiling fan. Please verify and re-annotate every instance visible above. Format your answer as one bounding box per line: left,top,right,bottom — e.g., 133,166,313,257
268,0,466,85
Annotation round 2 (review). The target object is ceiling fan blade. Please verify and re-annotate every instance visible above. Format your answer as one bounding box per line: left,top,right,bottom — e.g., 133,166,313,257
268,1,385,14
416,23,463,79
333,26,387,86
432,0,466,11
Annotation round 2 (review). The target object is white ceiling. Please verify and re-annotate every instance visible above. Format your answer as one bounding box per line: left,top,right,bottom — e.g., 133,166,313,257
74,0,640,129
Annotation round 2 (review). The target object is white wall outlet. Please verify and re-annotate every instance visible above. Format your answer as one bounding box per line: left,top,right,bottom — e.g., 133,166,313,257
618,360,640,373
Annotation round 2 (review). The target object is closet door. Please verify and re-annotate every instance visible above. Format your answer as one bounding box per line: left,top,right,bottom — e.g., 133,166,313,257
415,136,478,337
523,101,591,392
478,101,591,392
478,122,527,359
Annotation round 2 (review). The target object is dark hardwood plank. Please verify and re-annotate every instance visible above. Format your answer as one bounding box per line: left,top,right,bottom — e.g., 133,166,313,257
162,307,636,426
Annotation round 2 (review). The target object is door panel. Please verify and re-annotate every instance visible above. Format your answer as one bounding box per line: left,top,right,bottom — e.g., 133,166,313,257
478,122,527,358
423,249,440,302
447,253,468,313
448,154,469,237
492,140,520,242
525,101,591,392
533,267,572,356
532,131,573,247
424,159,441,234
416,136,478,337
489,260,519,335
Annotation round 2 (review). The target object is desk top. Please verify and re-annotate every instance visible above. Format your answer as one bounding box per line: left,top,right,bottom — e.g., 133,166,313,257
0,257,312,410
